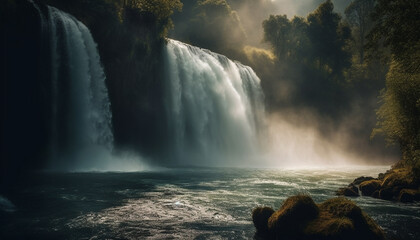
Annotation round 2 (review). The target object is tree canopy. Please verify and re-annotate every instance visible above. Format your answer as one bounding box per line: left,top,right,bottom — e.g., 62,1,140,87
370,0,420,167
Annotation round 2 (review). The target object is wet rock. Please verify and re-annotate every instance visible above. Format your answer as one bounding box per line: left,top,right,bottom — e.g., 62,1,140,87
360,180,382,196
336,186,359,197
372,190,380,199
252,206,275,238
352,176,375,185
398,189,420,203
379,187,394,200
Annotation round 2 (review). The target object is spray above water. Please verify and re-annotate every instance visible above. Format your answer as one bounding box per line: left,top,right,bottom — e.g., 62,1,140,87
164,39,266,166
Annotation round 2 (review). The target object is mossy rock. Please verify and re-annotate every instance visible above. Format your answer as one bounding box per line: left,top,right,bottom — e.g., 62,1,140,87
381,169,413,189
252,206,275,237
359,180,382,196
319,198,364,221
379,187,394,200
255,196,385,240
352,176,375,185
268,195,319,239
311,198,384,240
336,186,359,197
398,189,420,203
340,166,420,202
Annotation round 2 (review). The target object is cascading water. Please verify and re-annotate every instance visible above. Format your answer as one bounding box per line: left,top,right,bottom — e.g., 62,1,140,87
164,39,265,165
44,6,114,170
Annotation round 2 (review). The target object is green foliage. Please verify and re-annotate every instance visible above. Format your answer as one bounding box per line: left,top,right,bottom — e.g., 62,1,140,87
170,0,246,56
123,0,182,37
307,0,352,75
262,15,310,63
372,62,420,164
263,0,351,76
125,0,182,20
368,0,420,167
344,0,375,64
261,1,353,117
366,0,420,73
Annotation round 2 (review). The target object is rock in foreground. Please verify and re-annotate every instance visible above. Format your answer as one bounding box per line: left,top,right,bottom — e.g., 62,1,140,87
252,195,385,240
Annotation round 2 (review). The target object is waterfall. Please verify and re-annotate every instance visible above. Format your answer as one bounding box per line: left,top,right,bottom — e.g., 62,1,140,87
164,39,265,165
45,6,114,169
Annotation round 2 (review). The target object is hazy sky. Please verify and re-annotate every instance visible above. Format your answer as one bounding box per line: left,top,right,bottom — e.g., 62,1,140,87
270,0,351,17
225,0,351,47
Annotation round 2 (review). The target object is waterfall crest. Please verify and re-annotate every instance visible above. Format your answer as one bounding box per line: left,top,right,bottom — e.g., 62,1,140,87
45,6,114,169
164,39,265,165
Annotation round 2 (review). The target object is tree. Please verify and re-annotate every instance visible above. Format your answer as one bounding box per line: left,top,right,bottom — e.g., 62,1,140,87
367,0,420,73
262,15,292,60
184,0,246,54
345,0,375,64
261,1,354,117
373,62,420,165
307,0,351,76
262,15,310,63
123,0,182,36
370,0,420,167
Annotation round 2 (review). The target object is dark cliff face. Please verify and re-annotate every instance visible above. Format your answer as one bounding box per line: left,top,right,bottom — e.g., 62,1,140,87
1,0,168,191
1,1,52,188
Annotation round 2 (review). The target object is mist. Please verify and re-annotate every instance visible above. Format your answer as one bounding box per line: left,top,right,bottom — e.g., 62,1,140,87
168,0,398,167
261,111,397,168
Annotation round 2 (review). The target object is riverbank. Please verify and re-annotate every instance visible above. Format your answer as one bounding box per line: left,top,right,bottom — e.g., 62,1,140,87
337,164,420,203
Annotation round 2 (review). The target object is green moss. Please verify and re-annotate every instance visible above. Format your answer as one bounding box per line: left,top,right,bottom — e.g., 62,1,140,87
317,198,384,240
305,211,355,239
268,195,319,239
319,198,362,220
381,168,413,189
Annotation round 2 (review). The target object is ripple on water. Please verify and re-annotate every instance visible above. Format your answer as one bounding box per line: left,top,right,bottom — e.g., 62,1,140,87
3,167,418,240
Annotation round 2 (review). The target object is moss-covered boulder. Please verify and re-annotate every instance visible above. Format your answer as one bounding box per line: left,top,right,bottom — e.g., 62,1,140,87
267,195,319,239
252,206,275,238
253,196,385,240
359,180,382,196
